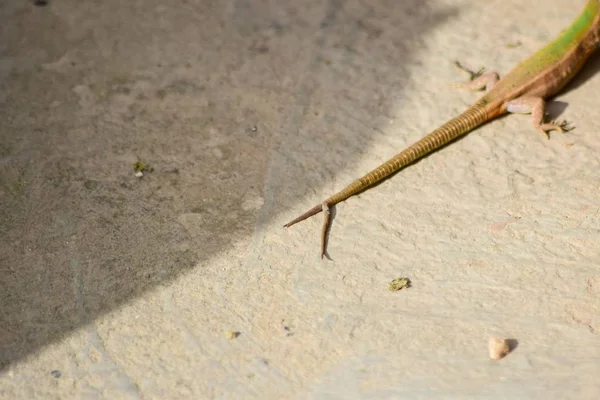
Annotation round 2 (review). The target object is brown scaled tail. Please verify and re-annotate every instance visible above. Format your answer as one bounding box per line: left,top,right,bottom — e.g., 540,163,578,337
283,203,323,228
283,102,493,256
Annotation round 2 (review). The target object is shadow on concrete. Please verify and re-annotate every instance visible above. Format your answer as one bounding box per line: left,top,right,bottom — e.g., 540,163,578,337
0,0,458,368
546,52,600,120
506,338,519,353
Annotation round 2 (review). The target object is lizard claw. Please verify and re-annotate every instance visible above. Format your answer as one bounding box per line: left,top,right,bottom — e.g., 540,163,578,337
451,61,497,92
554,119,574,132
452,61,486,81
538,119,574,138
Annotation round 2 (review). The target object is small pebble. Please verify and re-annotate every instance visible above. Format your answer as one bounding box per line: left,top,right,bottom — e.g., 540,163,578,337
134,171,144,178
488,337,510,360
50,370,61,378
225,330,240,340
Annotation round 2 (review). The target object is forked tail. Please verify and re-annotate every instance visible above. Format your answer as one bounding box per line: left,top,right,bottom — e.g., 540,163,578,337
283,204,323,228
284,102,495,256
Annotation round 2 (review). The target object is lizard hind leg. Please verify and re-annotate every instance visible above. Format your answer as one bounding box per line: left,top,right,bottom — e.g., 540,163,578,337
451,61,500,93
506,96,574,139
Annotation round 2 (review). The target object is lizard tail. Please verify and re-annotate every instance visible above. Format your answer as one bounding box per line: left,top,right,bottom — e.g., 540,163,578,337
284,103,494,257
283,203,323,228
284,103,492,229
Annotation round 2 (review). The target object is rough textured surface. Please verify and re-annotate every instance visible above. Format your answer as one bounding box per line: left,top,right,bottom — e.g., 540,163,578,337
1,0,599,398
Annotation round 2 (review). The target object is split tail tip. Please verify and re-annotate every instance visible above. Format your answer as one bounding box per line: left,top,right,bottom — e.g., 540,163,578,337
283,203,324,228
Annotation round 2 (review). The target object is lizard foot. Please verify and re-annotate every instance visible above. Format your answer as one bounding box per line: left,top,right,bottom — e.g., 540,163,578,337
538,119,574,138
450,61,498,92
452,61,486,81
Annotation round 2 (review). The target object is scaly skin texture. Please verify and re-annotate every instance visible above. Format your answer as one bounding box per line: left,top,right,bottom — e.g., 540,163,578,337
285,0,600,258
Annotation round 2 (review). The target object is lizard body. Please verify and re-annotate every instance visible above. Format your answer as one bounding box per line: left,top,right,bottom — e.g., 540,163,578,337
285,1,600,258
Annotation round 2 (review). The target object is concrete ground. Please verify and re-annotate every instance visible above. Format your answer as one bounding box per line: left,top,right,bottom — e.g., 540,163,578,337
1,0,599,398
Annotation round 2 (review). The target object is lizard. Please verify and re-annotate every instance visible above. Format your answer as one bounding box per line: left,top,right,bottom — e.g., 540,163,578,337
284,0,600,259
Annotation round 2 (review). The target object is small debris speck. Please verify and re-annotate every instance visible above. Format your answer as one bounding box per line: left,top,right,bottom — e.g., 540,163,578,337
34,0,48,6
225,330,240,340
388,277,411,291
50,370,61,378
133,161,153,175
250,125,257,132
505,40,522,48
